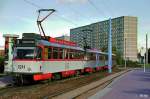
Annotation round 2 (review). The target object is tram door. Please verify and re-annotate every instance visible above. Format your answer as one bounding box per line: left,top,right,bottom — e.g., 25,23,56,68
96,53,99,67
64,49,69,71
36,46,43,72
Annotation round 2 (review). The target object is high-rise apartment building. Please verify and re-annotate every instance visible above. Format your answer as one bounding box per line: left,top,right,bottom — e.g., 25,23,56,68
70,16,137,61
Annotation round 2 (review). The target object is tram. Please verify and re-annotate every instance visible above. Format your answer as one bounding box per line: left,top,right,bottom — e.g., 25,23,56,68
3,33,116,84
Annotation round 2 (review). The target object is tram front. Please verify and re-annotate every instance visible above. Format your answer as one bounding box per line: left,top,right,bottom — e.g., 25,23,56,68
13,46,42,74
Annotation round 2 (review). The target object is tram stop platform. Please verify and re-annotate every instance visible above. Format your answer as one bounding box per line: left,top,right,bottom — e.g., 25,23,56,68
89,69,150,99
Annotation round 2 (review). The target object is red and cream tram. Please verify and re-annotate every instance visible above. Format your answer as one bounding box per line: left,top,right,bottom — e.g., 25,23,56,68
3,33,115,84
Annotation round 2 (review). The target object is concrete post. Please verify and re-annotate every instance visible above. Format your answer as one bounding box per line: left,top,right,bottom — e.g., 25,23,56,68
3,34,19,72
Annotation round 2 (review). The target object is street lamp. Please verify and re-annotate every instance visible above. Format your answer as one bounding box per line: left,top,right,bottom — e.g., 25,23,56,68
125,38,127,69
146,34,148,65
140,47,146,72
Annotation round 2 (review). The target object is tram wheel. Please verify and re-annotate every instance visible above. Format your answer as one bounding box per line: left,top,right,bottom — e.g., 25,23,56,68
76,70,81,76
53,73,62,80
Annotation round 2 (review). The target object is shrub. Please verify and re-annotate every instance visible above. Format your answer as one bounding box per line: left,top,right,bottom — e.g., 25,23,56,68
126,60,141,67
116,52,124,65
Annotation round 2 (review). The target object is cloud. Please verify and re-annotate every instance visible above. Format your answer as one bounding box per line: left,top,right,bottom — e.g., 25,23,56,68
57,0,88,4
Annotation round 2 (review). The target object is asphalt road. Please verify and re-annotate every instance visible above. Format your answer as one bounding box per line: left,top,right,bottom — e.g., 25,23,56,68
89,69,150,99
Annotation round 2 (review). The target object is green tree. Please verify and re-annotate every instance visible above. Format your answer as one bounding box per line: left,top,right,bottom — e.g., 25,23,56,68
148,48,150,63
116,52,124,65
112,47,116,54
101,47,107,52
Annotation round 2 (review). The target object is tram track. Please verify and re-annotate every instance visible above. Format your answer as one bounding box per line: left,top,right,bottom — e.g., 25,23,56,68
43,77,91,99
43,80,113,99
0,73,89,98
0,68,122,99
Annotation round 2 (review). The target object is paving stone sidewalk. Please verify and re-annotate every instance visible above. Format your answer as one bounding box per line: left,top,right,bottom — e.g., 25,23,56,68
89,69,150,99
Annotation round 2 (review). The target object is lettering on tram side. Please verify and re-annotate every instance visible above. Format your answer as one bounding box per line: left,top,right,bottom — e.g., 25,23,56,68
18,65,25,69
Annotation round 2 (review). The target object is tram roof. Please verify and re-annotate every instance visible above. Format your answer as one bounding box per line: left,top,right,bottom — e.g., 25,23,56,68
86,49,116,56
39,40,116,56
86,49,107,55
39,40,84,51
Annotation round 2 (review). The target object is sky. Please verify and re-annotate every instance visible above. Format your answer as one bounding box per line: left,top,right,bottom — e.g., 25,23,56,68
0,0,150,51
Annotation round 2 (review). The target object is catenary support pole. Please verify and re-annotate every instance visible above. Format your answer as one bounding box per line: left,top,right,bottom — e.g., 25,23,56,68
108,18,112,73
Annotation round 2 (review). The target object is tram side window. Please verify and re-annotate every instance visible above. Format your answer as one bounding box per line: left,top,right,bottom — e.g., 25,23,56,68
72,50,77,59
44,47,48,59
99,55,103,60
74,51,84,59
64,49,68,59
68,50,73,59
53,47,58,59
59,48,63,59
79,51,84,59
91,53,96,60
48,47,52,59
86,53,91,60
36,47,42,59
88,53,96,60
73,51,79,59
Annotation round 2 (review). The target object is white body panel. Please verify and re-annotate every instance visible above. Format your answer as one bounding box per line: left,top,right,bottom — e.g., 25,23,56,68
42,61,86,73
6,60,108,74
85,60,106,68
85,61,97,68
12,61,42,73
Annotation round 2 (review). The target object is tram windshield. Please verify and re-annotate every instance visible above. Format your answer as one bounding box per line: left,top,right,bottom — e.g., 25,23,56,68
14,47,35,59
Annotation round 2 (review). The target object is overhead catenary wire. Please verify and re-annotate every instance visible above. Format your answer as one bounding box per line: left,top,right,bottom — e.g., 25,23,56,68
101,0,116,17
66,4,92,22
87,0,106,17
87,0,116,18
67,5,97,25
23,0,42,8
23,0,78,27
54,13,78,26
